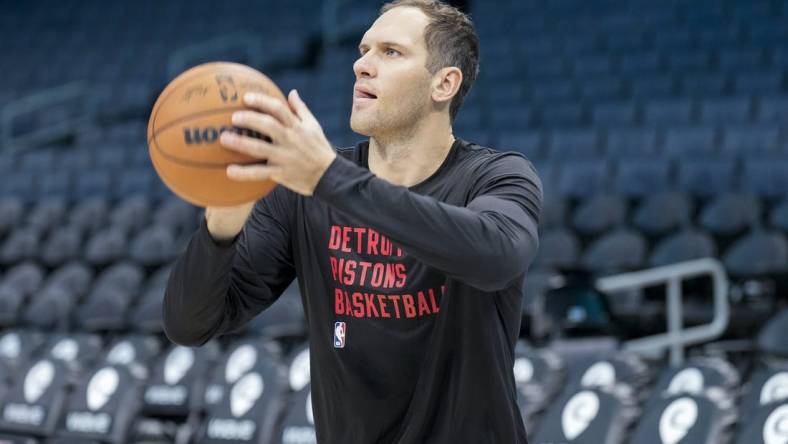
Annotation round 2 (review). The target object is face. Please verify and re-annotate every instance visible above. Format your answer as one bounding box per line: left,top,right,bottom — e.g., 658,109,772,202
351,7,434,137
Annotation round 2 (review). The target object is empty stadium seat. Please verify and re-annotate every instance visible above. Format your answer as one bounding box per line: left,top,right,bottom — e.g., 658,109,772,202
533,229,581,270
530,385,638,444
612,158,671,197
557,160,610,197
630,390,737,444
513,344,567,433
735,400,788,444
723,229,788,277
606,128,659,158
676,159,736,197
699,193,761,238
649,228,718,267
580,229,648,274
571,195,627,238
632,193,692,237
663,127,717,158
741,159,788,199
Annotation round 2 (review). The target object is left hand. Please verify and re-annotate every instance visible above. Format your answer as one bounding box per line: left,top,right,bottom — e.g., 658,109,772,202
219,89,337,196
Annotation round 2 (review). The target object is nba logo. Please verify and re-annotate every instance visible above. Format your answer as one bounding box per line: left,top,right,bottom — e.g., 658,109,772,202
333,322,346,348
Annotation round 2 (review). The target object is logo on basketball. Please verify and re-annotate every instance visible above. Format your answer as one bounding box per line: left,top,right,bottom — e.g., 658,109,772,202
334,322,346,348
216,75,238,102
182,126,264,145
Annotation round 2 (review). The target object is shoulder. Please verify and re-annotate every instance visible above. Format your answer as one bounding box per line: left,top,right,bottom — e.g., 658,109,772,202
455,139,541,185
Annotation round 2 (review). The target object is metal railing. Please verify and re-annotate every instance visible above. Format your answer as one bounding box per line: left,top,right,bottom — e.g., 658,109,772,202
596,258,730,366
166,32,264,80
1,82,94,151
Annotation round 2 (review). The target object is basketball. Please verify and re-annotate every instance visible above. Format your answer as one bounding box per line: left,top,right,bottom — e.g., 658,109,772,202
147,62,287,207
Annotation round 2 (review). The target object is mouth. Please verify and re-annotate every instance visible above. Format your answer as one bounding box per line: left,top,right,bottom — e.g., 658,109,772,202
354,87,377,100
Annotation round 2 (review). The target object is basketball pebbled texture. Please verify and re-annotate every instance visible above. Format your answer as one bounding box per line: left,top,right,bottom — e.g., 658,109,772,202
147,62,287,207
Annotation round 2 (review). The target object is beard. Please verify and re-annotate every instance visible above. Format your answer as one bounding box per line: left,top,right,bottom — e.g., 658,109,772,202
350,80,431,138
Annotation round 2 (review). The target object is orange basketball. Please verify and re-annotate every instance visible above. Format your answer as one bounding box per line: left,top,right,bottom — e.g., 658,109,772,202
147,62,286,207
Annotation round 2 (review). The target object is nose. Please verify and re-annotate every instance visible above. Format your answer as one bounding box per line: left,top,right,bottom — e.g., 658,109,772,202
353,52,376,79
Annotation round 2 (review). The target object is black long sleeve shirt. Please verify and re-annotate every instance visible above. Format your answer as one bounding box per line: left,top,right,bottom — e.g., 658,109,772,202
163,138,542,444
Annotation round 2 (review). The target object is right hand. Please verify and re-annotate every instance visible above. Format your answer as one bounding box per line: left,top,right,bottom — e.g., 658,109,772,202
205,201,256,242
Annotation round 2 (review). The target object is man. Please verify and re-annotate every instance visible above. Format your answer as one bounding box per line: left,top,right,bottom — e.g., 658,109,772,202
163,0,541,442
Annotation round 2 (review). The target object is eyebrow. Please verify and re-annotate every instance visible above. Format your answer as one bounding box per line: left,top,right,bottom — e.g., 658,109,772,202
358,41,407,51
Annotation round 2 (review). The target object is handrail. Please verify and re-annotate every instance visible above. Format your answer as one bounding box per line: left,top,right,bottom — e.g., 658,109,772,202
1,81,94,151
166,32,263,80
595,258,730,366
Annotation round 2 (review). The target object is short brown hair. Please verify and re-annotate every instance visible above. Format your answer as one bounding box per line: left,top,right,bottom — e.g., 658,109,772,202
379,0,480,122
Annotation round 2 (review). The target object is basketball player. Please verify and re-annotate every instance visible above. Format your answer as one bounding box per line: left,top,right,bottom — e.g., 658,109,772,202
163,1,541,442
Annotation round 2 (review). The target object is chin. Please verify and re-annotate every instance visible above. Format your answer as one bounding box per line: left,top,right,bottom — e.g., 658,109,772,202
350,116,374,137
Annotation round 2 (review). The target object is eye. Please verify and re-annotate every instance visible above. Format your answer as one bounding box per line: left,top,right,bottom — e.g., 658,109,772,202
385,48,401,57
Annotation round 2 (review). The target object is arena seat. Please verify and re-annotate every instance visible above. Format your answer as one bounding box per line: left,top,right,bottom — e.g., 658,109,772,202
612,158,671,198
55,365,142,443
571,195,627,238
648,228,718,267
699,193,761,239
514,344,567,434
141,342,220,418
631,193,692,238
629,390,737,444
734,400,788,444
529,385,638,444
676,159,737,198
0,359,71,439
722,229,788,277
580,229,648,274
532,229,581,270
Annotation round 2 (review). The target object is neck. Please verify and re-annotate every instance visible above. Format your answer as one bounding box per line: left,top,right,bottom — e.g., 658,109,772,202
368,113,455,188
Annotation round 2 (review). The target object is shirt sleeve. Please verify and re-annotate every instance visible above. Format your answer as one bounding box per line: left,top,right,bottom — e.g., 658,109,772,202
313,151,542,292
162,186,297,346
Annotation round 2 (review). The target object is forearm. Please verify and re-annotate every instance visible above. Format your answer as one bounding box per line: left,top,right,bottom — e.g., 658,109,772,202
313,156,541,291
163,219,238,346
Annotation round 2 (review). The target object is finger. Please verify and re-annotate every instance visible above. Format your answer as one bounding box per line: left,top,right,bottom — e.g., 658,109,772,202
232,111,285,143
226,164,282,182
287,89,317,123
243,93,297,127
220,132,282,162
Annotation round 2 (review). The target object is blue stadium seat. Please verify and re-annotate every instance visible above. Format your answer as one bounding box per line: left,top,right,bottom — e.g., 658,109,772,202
539,102,585,127
741,158,788,198
680,72,727,97
557,161,610,197
533,229,580,270
718,47,765,70
581,229,648,274
619,51,662,75
699,193,761,238
699,97,752,125
723,229,788,277
579,77,624,101
606,128,659,158
632,193,692,237
591,101,636,126
612,158,671,197
644,99,694,126
676,159,736,197
547,129,600,160
530,79,575,103
499,132,544,158
489,103,532,130
649,228,717,267
571,195,627,238
734,70,782,95
721,125,780,158
630,75,676,99
571,55,613,77
667,49,712,71
663,127,717,158
756,97,788,123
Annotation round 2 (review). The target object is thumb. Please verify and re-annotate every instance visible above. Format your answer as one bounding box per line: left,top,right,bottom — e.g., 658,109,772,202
288,89,316,123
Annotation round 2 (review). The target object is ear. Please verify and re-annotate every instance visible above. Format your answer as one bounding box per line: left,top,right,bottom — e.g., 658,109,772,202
431,67,463,105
